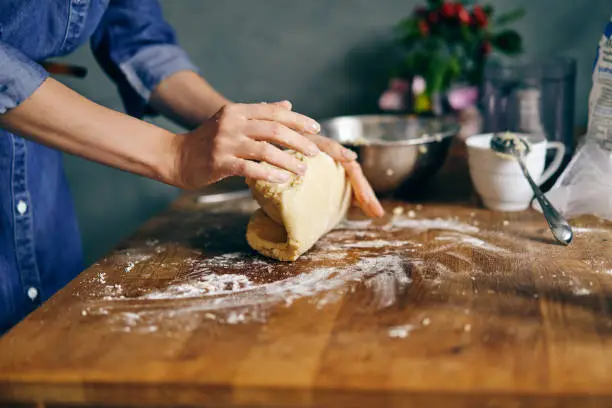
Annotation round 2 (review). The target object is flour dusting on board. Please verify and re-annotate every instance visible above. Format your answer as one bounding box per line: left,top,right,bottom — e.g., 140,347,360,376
386,217,479,234
435,233,510,253
80,210,549,334
388,324,416,339
142,273,255,299
81,253,412,334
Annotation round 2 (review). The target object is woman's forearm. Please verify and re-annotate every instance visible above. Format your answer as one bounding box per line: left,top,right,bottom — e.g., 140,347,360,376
0,77,179,185
149,70,230,130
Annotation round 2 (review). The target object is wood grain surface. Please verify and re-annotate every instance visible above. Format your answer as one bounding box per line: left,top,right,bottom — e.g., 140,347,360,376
1,141,612,408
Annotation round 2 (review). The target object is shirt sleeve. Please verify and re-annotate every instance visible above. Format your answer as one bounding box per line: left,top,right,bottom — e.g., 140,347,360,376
0,41,49,115
90,0,199,118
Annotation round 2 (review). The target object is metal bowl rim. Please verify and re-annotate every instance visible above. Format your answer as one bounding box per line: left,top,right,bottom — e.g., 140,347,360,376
319,114,458,147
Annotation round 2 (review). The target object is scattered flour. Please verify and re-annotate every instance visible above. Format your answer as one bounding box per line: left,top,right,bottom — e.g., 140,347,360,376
435,233,510,253
83,254,413,333
302,252,348,261
341,219,373,229
364,258,412,309
388,324,415,339
384,218,479,234
339,240,413,249
572,227,610,234
142,273,255,299
114,252,153,264
86,209,611,335
573,287,591,296
343,216,479,235
102,284,124,300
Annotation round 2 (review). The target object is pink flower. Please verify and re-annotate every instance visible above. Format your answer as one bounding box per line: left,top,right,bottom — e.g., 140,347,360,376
447,86,479,110
378,90,405,111
412,76,426,94
379,78,412,111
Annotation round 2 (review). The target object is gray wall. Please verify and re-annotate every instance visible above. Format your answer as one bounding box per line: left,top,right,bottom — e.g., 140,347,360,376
56,0,611,265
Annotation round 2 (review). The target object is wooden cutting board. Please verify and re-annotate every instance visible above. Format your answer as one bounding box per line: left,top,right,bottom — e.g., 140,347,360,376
1,143,612,407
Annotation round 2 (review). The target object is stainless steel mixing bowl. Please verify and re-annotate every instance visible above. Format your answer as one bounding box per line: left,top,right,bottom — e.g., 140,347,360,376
320,114,458,197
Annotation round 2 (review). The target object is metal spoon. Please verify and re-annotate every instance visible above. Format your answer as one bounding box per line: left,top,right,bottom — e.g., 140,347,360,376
490,133,573,246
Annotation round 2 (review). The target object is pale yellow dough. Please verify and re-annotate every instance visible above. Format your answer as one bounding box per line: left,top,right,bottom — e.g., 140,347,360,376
246,152,352,261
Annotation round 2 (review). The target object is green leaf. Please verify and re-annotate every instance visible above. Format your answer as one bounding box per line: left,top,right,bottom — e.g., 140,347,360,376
424,55,448,94
491,29,523,55
447,56,461,79
494,8,525,26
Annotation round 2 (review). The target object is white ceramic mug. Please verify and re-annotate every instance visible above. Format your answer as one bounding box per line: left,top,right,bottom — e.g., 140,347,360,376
466,133,565,212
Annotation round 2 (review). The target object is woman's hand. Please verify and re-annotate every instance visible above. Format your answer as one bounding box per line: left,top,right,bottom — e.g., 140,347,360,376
172,101,321,186
299,132,385,218
172,101,384,218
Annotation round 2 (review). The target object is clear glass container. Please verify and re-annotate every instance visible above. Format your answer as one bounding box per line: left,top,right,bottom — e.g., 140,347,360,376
480,56,577,189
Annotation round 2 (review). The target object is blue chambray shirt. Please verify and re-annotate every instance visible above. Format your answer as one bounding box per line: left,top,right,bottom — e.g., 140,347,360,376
0,0,198,333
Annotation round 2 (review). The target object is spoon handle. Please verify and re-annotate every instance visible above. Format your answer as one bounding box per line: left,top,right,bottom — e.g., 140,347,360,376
517,158,573,245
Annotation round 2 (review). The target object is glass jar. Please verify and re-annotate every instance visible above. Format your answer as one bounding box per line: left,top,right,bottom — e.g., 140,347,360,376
480,56,577,189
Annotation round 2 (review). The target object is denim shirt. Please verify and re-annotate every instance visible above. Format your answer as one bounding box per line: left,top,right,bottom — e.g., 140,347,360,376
0,0,198,333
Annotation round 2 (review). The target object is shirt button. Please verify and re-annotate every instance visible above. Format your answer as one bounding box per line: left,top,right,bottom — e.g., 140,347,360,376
27,287,38,301
16,200,27,215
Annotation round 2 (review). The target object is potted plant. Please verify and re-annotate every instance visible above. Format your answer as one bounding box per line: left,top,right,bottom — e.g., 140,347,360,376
379,0,525,115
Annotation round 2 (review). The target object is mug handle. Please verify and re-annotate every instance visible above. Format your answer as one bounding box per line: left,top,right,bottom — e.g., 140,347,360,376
539,141,566,185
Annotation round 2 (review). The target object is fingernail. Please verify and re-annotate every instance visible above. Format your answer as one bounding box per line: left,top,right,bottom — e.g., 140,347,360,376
297,163,307,174
374,201,385,217
343,148,357,160
269,171,290,183
364,200,384,218
308,121,321,133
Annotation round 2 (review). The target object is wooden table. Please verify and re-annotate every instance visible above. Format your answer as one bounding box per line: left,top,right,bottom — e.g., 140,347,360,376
1,142,612,407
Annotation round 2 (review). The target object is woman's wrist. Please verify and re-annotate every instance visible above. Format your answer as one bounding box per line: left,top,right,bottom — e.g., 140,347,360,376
162,131,187,188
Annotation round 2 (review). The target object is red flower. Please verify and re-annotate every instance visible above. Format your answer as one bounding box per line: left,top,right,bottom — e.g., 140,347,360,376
472,5,488,27
440,2,455,18
418,20,430,36
456,4,471,25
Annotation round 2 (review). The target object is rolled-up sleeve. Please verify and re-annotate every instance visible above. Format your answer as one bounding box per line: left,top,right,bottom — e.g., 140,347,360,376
0,41,49,114
91,0,199,118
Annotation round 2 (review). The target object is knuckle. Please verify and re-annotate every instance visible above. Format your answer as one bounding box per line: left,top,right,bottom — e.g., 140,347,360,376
289,157,303,169
320,138,337,151
231,160,247,175
259,142,276,160
269,106,283,121
328,139,343,150
219,104,245,124
270,123,284,138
